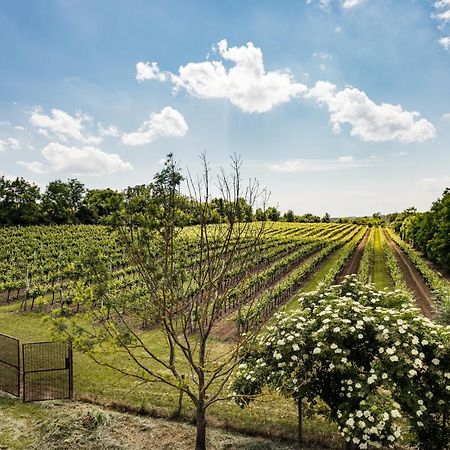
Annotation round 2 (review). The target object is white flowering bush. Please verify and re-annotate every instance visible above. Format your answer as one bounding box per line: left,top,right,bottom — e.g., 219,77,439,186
232,276,449,450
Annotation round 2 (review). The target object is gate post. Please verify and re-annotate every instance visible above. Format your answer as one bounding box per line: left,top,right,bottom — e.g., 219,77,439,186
68,343,73,399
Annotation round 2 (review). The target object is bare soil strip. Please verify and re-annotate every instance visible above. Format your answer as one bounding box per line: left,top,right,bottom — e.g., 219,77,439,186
383,230,436,319
210,248,324,340
336,229,369,283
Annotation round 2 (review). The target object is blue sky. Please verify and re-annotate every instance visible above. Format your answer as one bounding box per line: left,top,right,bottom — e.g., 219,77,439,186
0,0,449,216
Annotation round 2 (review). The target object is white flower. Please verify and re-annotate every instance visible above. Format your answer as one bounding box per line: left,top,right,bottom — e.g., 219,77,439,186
313,347,321,354
292,343,299,351
273,351,282,360
432,358,440,365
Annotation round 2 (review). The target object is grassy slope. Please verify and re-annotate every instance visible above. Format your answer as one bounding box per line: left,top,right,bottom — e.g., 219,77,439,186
372,227,392,290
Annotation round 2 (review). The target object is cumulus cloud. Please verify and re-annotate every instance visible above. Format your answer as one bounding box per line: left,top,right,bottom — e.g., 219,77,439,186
0,137,21,151
432,1,450,45
19,142,132,176
439,36,450,49
433,0,450,22
269,155,372,172
306,81,436,143
98,123,120,137
342,0,364,8
136,39,307,113
442,112,450,120
30,108,102,144
122,106,188,146
136,62,167,82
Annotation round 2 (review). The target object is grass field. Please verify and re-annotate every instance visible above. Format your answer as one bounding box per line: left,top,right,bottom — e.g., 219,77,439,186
372,227,392,290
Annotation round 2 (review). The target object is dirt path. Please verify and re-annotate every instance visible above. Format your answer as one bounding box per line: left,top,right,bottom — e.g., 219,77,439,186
384,230,436,319
336,229,369,283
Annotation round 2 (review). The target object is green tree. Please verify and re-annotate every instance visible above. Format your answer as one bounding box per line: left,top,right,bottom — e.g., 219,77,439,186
79,188,124,224
54,154,268,450
42,179,86,224
0,176,41,225
266,206,281,221
283,209,295,222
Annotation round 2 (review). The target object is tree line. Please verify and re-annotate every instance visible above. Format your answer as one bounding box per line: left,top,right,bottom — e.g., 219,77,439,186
0,175,332,226
388,189,450,272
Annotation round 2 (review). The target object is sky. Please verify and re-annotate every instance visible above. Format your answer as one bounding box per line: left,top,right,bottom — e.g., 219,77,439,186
0,0,449,216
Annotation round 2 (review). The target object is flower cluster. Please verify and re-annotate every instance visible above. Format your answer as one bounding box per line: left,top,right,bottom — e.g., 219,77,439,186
232,275,450,449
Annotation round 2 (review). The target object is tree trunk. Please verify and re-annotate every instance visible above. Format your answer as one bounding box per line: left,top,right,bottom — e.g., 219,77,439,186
195,402,207,450
297,397,303,448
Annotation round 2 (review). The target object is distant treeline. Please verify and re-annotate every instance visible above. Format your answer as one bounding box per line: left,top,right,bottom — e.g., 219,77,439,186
0,176,334,226
388,189,450,272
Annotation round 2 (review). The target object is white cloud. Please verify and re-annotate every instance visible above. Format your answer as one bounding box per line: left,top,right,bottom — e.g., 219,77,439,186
30,108,102,144
306,81,436,143
122,106,188,146
0,137,21,151
7,138,20,149
98,123,120,137
433,0,450,22
342,0,363,8
269,156,372,172
136,62,167,82
306,0,363,9
432,1,450,45
17,161,48,174
419,176,450,192
137,39,307,113
439,36,450,49
442,112,450,120
19,142,133,175
14,126,26,131
0,120,11,126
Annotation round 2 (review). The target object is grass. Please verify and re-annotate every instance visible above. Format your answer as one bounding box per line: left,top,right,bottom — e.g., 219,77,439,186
0,304,341,449
372,227,392,290
0,394,312,450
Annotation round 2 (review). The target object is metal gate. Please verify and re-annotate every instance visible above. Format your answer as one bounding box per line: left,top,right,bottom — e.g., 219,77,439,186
0,333,20,397
22,341,73,402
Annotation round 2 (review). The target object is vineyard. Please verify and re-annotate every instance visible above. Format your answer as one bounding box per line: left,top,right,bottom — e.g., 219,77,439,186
1,222,448,326
0,221,449,449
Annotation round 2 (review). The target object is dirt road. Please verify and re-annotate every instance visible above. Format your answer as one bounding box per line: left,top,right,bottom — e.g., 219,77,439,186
336,229,369,283
384,230,436,319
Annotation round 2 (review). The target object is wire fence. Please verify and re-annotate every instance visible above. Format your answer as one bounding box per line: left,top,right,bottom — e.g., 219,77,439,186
0,332,72,402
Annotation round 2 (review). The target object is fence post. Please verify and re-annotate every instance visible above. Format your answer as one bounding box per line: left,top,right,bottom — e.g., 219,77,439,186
22,344,25,402
68,343,73,399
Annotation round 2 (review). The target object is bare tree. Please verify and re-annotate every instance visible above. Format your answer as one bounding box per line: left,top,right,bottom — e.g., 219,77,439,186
56,154,269,450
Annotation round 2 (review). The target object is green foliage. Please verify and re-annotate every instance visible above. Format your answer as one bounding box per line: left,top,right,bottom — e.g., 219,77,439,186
392,190,450,272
